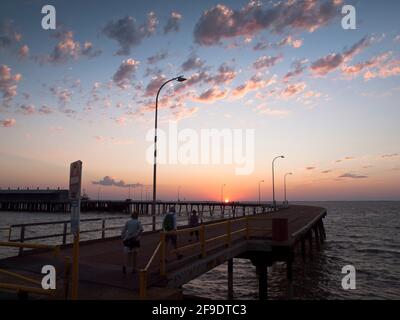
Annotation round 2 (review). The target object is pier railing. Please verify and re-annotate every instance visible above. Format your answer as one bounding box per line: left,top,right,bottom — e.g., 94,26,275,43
138,214,274,299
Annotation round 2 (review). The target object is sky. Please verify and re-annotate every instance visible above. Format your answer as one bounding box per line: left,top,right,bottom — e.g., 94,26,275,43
0,0,399,201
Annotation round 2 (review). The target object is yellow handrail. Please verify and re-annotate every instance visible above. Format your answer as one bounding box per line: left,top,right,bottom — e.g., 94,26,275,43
138,213,271,299
0,282,55,296
139,240,162,300
0,241,60,257
0,269,41,286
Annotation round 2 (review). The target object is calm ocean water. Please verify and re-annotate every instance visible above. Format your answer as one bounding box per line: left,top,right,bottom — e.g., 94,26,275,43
1,201,399,299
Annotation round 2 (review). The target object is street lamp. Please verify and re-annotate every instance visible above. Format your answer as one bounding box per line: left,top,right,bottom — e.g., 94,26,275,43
221,184,226,203
272,155,285,210
284,172,293,205
177,185,181,202
258,180,264,204
152,76,186,230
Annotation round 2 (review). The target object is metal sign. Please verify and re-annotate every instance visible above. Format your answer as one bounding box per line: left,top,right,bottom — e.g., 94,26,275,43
69,161,82,236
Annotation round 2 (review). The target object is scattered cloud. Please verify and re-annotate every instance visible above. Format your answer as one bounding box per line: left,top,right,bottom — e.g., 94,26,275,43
306,166,316,170
103,13,158,55
207,63,237,84
164,11,182,34
19,104,36,115
382,153,399,158
49,86,72,105
181,53,205,71
338,173,368,179
0,64,22,103
311,36,373,76
321,170,332,174
92,176,143,188
231,75,276,99
147,51,168,64
283,59,308,82
0,20,22,51
254,104,290,116
253,55,282,69
1,118,16,127
115,116,127,126
18,44,29,59
38,105,53,115
193,1,341,46
193,87,228,103
144,75,167,97
363,56,400,81
113,58,140,89
171,106,199,121
282,82,306,97
37,30,101,64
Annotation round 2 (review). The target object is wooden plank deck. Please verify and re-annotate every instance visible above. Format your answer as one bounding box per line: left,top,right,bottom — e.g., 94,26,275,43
0,205,326,300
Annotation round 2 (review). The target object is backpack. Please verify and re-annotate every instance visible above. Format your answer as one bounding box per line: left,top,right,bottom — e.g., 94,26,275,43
163,213,174,231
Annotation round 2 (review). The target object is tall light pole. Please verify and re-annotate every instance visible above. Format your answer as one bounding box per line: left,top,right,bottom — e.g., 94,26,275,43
272,155,285,210
152,76,186,231
258,180,264,204
284,172,293,204
177,185,181,202
221,184,226,203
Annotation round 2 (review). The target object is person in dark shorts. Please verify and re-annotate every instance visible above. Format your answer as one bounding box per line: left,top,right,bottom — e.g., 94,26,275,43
189,210,200,242
121,212,143,274
162,206,182,259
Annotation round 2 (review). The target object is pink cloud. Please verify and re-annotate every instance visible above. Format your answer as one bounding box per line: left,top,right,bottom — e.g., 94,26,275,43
231,75,276,99
282,82,306,97
193,87,228,103
1,118,16,128
18,45,29,59
253,55,282,69
311,36,372,76
36,30,101,64
194,1,341,46
113,58,140,89
0,64,22,102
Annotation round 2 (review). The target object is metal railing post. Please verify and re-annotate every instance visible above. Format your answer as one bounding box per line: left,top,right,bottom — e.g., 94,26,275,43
226,220,231,247
139,270,147,299
18,226,25,256
200,225,206,258
62,223,67,245
101,219,106,239
246,217,250,240
160,232,166,276
64,256,71,300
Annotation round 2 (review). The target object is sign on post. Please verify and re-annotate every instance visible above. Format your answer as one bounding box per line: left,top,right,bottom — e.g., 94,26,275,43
69,161,82,236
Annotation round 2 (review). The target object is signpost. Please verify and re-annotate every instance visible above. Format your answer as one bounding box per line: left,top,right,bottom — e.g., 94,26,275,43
69,160,82,300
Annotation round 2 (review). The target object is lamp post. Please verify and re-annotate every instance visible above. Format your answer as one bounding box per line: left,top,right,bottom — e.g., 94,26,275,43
221,184,226,203
272,155,285,210
177,185,181,202
258,180,264,204
284,172,293,205
151,76,186,231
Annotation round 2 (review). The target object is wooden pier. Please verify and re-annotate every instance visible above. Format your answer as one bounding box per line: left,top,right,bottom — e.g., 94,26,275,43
0,204,326,300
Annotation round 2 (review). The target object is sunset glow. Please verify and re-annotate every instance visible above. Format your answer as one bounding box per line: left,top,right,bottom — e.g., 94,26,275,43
0,0,399,201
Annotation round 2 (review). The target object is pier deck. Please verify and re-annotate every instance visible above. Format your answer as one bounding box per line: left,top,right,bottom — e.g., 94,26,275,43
0,205,326,300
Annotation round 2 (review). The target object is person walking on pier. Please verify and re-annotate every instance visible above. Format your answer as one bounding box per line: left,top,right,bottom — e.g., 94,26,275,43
121,212,143,274
188,210,200,242
162,206,183,260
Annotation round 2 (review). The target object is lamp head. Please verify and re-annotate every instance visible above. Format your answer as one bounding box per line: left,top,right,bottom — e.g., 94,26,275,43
280,155,285,158
176,75,187,82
